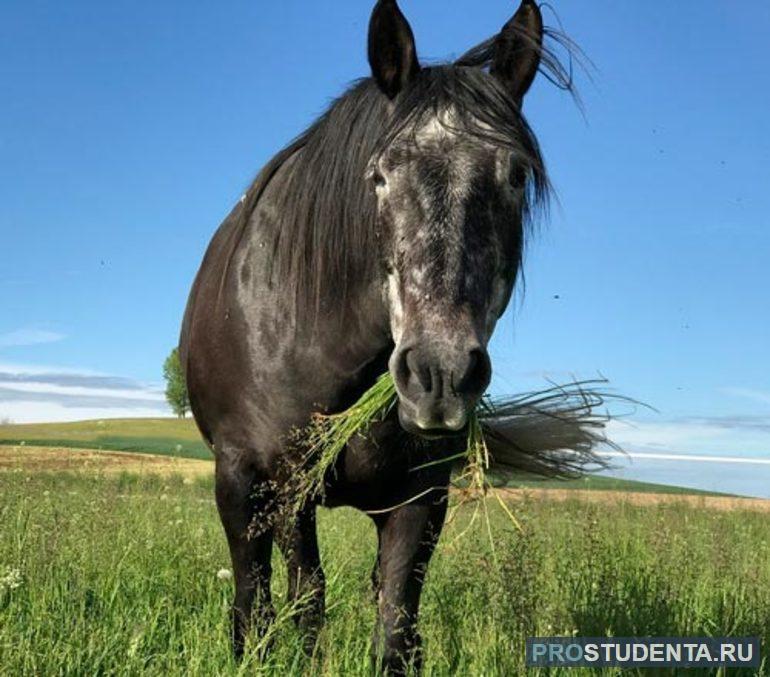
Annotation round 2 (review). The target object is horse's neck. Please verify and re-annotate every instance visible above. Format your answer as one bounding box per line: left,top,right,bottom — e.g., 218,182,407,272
240,140,392,369
313,274,392,366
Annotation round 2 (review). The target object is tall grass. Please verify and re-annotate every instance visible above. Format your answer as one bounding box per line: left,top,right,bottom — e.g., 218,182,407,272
1,470,768,675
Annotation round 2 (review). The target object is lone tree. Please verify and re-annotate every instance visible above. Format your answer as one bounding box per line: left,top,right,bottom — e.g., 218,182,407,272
163,348,190,418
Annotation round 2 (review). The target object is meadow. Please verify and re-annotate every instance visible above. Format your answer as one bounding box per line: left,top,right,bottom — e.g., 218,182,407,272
0,418,723,495
0,418,210,459
1,453,769,675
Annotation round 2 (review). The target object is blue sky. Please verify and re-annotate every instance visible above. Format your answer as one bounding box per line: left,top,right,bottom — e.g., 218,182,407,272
1,1,769,489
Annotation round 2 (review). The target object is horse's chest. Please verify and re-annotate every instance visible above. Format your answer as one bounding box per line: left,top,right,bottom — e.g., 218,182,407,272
341,421,409,485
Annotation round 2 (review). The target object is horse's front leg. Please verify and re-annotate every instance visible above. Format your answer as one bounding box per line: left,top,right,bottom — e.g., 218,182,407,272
214,455,276,659
371,488,449,675
275,504,326,653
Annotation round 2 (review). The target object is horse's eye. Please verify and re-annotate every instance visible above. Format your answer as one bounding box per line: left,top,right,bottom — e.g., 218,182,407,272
370,169,387,188
510,164,528,189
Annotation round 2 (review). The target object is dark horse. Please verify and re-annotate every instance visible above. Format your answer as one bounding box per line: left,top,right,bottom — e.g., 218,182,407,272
181,0,560,672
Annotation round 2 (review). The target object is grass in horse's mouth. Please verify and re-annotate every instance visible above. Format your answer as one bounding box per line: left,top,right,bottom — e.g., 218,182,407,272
288,373,627,533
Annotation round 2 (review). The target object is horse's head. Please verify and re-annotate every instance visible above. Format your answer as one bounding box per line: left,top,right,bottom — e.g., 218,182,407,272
367,0,546,437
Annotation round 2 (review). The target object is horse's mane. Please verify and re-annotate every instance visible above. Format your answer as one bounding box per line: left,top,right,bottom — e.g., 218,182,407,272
223,26,579,321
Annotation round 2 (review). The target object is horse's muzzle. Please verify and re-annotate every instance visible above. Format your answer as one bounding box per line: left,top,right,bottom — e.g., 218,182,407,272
390,341,491,437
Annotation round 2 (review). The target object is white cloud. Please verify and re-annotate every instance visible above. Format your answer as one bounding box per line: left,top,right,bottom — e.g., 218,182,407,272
0,329,66,348
0,362,170,423
600,450,770,465
0,362,100,376
0,401,169,424
0,381,165,402
606,416,770,458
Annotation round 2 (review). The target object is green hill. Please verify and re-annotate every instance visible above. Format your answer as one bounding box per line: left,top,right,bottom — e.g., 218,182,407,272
0,417,210,459
0,417,723,496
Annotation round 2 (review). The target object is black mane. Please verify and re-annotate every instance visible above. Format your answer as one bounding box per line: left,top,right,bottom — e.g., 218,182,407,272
224,29,577,319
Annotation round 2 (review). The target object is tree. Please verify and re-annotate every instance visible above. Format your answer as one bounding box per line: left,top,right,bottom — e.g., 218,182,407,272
163,348,190,418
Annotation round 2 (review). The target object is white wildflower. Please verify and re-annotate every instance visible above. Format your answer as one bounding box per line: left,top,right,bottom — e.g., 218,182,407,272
217,569,233,582
0,567,22,592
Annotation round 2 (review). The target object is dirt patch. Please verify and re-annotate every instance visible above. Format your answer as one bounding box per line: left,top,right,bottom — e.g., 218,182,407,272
499,488,770,513
0,445,213,479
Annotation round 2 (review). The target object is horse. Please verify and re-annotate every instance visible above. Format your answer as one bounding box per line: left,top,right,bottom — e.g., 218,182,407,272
181,0,572,672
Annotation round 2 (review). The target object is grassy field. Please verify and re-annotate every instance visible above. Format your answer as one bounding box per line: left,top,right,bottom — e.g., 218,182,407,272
1,457,769,675
0,417,724,496
0,418,210,459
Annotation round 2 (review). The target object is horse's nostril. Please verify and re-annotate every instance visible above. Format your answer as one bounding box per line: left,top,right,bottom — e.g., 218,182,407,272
393,347,432,398
393,343,489,406
457,348,491,396
394,348,411,386
405,348,432,392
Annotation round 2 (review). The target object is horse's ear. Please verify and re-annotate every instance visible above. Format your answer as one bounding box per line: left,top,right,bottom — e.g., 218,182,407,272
491,0,543,104
368,0,420,99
